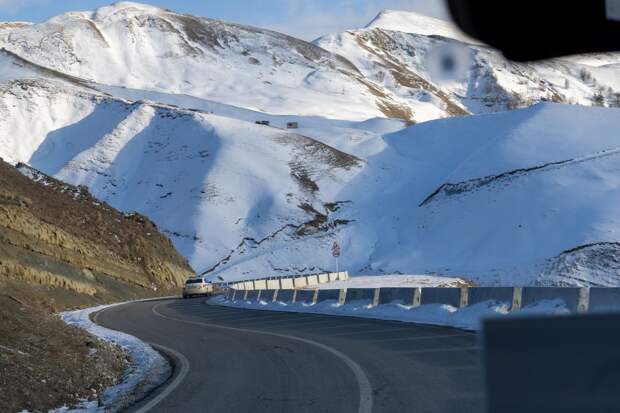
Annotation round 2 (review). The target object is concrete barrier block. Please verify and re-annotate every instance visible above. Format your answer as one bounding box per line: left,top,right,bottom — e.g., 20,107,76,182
307,275,319,287
244,281,253,291
337,272,348,281
522,287,581,312
588,288,620,312
329,273,339,282
316,289,340,303
254,280,267,290
281,278,294,289
294,277,308,289
318,273,329,284
345,288,375,304
267,279,280,290
420,288,461,307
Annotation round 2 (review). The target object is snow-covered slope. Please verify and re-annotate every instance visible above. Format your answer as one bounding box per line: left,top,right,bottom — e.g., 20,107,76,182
337,103,620,286
366,10,476,43
5,3,620,125
3,49,620,286
0,2,418,122
0,50,380,280
316,10,620,116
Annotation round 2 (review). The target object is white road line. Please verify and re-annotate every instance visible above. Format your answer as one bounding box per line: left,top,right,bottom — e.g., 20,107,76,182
133,343,191,413
153,302,373,413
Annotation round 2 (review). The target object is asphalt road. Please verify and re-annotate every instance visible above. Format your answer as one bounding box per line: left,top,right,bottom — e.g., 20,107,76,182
95,298,485,413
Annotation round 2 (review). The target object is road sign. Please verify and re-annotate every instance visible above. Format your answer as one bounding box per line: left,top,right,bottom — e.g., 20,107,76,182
331,241,341,258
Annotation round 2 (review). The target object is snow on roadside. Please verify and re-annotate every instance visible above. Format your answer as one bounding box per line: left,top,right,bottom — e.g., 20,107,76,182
59,304,170,413
209,295,570,331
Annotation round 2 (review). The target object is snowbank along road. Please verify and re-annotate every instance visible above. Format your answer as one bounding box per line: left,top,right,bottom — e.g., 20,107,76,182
95,298,483,413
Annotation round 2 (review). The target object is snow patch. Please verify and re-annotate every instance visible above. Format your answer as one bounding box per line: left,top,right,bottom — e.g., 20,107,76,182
209,294,571,331
60,304,170,413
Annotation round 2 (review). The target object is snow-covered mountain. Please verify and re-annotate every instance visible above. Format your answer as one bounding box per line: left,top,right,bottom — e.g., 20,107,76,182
4,4,620,123
0,48,404,281
365,9,477,43
316,10,620,117
0,2,418,122
3,3,620,286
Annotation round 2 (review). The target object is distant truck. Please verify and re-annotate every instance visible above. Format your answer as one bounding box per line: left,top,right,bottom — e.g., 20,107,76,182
182,276,213,298
286,121,299,129
255,120,270,126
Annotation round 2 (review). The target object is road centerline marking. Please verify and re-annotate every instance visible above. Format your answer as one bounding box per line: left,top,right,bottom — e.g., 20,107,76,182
152,301,373,413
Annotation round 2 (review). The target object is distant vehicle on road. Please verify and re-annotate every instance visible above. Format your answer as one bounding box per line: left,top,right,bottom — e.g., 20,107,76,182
182,277,213,298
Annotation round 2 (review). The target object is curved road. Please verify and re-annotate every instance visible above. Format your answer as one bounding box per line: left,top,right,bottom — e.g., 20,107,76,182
96,298,484,413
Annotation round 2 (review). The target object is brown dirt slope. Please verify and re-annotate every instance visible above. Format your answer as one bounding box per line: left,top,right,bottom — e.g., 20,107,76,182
0,296,126,413
0,159,195,412
0,160,194,310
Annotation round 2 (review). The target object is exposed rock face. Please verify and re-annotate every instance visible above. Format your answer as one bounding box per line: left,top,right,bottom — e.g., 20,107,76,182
0,160,193,310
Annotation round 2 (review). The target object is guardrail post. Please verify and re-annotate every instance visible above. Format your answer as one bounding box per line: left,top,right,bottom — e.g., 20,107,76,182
511,287,523,311
278,277,282,290
256,290,262,302
372,288,380,308
272,289,279,303
231,290,237,301
578,287,590,313
338,289,347,306
459,287,469,308
412,288,422,307
243,290,249,301
291,290,297,303
312,289,319,305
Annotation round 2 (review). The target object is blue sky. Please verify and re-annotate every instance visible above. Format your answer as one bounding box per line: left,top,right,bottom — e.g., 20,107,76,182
0,0,449,40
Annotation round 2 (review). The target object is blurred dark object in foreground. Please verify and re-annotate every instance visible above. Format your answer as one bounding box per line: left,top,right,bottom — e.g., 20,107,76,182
483,313,620,413
447,0,620,61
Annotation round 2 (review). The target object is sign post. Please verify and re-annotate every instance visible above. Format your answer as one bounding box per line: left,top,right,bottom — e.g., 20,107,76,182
331,241,341,272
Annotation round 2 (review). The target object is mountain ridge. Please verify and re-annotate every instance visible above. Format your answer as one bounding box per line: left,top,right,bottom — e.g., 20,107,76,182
2,3,620,286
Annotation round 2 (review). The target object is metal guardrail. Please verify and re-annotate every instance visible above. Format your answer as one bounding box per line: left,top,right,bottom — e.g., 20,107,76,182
222,285,616,314
226,271,349,291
